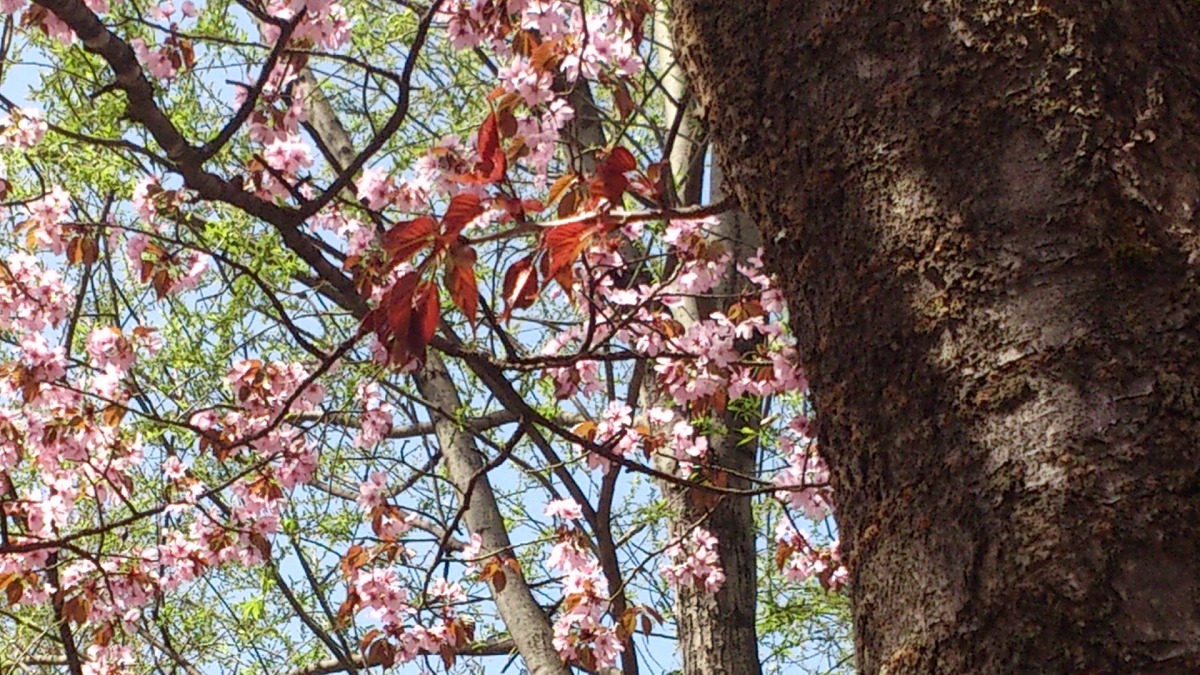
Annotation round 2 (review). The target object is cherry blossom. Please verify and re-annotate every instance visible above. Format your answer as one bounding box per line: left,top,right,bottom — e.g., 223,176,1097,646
662,527,725,593
0,107,46,148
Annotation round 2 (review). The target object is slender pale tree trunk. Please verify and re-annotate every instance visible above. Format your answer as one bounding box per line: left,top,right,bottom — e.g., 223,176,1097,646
299,73,570,675
672,2,1200,672
651,11,764,674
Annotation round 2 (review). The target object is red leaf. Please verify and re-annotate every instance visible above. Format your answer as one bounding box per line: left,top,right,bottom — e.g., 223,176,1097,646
444,244,479,328
63,594,90,625
442,193,485,236
4,577,22,605
501,256,539,320
477,112,499,163
604,146,637,174
384,272,420,337
542,219,604,284
382,216,436,264
362,272,421,364
590,146,637,204
613,79,635,120
360,629,383,652
407,282,440,357
484,147,508,184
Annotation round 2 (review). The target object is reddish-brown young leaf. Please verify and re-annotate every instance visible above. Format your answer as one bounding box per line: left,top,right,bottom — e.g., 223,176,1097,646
494,194,534,222
589,146,637,205
65,228,98,266
590,171,630,207
444,244,479,328
3,576,22,605
775,540,795,572
366,635,396,667
498,105,519,138
511,28,536,57
101,404,127,427
643,605,664,623
93,622,114,647
440,643,456,669
577,646,597,672
139,242,165,283
453,616,476,644
557,185,583,218
484,147,508,184
335,592,358,629
359,628,383,652
547,173,578,207
574,420,598,442
618,608,638,640
501,256,539,320
382,216,437,264
530,38,560,72
442,193,485,236
179,37,196,70
63,594,90,625
152,269,173,299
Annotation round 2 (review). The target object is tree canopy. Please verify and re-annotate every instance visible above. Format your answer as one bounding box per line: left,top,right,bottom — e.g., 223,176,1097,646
0,1,849,673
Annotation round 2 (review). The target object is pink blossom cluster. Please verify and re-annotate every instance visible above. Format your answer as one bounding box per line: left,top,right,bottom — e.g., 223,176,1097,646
131,37,178,81
4,0,78,44
774,521,848,590
578,400,639,473
126,177,211,295
0,253,72,332
85,325,162,399
662,527,726,593
546,530,624,669
346,565,471,664
0,107,46,148
23,185,71,255
355,166,433,215
312,208,379,258
441,1,641,80
437,1,641,186
262,0,350,50
772,419,833,521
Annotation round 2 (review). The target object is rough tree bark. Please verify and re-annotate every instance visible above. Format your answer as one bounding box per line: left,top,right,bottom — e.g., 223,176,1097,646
671,1,1200,673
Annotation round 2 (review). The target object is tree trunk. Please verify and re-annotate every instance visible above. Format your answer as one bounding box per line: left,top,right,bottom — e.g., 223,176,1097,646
651,11,764,673
672,2,1200,673
298,74,570,675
